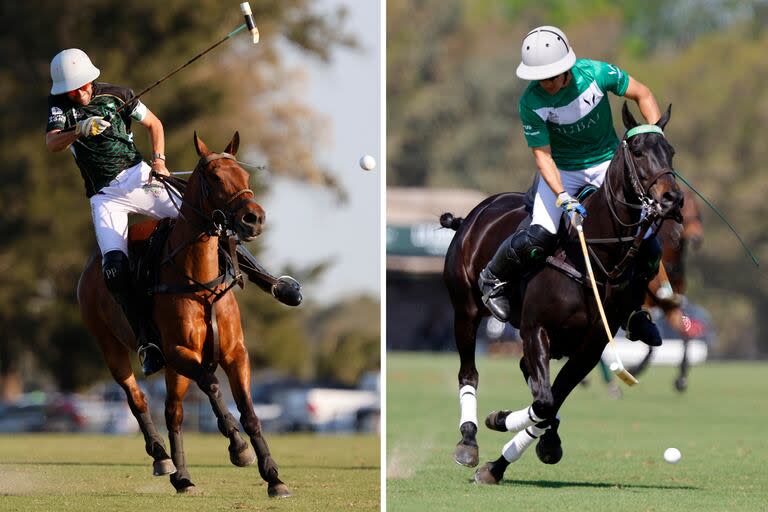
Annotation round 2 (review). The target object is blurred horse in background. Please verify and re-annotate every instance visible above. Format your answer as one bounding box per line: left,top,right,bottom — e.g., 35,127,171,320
631,187,704,391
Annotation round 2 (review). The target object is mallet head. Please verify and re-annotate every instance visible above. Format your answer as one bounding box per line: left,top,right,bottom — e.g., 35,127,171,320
240,2,259,44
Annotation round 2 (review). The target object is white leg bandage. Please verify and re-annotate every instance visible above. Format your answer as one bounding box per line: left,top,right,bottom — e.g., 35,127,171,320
504,405,544,432
501,424,547,463
459,385,478,427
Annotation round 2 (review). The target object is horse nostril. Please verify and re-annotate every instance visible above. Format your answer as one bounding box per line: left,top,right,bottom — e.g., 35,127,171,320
662,190,682,205
243,212,262,226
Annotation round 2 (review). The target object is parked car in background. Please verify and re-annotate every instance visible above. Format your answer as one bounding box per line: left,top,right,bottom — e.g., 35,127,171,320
275,372,380,433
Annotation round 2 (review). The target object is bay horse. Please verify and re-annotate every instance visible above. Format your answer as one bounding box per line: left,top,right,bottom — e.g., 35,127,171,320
77,132,291,497
631,187,704,391
440,103,683,484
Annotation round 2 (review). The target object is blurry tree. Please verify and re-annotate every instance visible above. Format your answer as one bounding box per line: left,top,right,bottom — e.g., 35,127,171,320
312,296,380,386
0,0,364,394
387,0,768,356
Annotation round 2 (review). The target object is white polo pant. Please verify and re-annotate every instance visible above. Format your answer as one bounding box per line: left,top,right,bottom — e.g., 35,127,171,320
531,160,611,234
89,161,180,256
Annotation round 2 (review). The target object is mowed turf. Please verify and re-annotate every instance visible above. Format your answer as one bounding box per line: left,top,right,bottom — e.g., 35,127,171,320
0,433,378,511
387,352,768,512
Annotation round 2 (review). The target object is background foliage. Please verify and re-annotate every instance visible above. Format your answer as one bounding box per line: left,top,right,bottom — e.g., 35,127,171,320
0,1,379,396
387,0,768,357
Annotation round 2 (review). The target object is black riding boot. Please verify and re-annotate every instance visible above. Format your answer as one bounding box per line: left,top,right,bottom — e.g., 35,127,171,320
624,238,663,347
102,250,165,376
230,243,302,306
478,225,557,322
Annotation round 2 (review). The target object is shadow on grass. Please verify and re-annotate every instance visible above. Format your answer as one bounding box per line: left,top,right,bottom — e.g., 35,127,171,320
1,461,378,471
470,478,699,491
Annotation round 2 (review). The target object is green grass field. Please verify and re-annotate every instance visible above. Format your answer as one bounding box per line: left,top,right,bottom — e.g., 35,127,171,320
0,433,378,511
387,352,768,512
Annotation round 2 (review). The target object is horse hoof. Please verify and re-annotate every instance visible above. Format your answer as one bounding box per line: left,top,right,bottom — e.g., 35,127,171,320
474,462,501,485
535,418,563,464
453,442,479,467
153,458,177,476
536,437,563,464
268,483,292,498
484,410,511,432
230,445,256,467
674,377,687,392
176,484,197,494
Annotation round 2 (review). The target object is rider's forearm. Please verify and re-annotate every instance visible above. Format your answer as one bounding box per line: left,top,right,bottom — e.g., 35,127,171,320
636,92,661,125
532,147,565,195
45,129,79,152
141,110,165,161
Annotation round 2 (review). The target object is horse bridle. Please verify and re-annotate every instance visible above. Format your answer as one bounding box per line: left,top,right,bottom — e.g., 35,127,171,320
604,124,676,229
152,152,258,301
587,124,678,281
191,152,256,236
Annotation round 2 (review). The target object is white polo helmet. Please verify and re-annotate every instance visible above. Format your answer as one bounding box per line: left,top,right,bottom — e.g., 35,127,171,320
50,48,100,95
516,26,576,81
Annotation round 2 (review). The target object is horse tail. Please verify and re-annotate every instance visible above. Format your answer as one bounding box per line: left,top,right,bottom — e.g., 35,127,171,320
440,212,463,231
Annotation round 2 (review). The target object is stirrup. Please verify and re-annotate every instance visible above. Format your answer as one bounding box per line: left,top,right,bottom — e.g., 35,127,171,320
478,270,511,322
479,270,507,304
138,343,166,376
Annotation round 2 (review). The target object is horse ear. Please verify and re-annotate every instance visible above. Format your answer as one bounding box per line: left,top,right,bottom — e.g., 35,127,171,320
622,102,638,130
657,104,672,130
194,131,211,157
224,131,240,156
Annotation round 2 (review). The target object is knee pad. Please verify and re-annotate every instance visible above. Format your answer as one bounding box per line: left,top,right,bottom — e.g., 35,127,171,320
523,225,559,263
102,250,132,295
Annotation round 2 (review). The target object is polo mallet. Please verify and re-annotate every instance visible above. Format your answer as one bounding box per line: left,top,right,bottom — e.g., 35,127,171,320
62,2,259,132
572,215,639,386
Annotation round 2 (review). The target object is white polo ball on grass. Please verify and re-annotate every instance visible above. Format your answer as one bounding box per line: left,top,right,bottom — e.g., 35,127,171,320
663,447,681,464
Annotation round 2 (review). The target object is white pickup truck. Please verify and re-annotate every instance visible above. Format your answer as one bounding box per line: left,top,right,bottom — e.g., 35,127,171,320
276,373,380,432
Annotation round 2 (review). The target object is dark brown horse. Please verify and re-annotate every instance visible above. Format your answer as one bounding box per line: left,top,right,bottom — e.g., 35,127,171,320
78,132,291,497
440,104,683,484
631,187,704,391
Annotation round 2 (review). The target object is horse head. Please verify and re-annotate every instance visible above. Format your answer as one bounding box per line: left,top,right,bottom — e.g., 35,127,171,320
621,103,684,223
191,131,265,241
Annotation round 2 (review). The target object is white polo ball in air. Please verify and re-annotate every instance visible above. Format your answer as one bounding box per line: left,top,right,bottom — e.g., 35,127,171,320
359,154,376,171
663,447,681,464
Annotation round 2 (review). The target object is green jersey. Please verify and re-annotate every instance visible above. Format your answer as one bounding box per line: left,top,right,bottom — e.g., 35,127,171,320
518,59,629,170
46,82,147,197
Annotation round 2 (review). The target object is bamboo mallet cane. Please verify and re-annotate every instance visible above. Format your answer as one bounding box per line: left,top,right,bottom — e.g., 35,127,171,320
573,215,639,386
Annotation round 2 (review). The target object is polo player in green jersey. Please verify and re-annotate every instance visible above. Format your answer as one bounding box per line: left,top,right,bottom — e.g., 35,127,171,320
478,26,663,347
46,49,301,376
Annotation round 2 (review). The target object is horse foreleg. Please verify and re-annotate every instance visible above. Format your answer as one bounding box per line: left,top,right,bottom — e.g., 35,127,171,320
223,344,291,498
534,339,606,465
477,326,552,484
196,371,254,467
165,368,195,493
454,311,481,467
